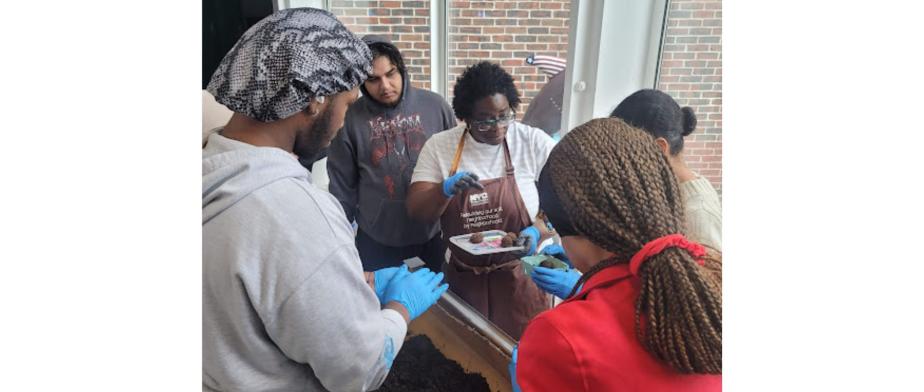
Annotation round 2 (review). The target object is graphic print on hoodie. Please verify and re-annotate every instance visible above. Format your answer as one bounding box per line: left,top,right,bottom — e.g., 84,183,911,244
369,112,428,199
327,66,457,247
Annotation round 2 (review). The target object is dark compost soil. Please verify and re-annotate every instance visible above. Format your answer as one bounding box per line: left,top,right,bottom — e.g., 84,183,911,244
379,335,491,391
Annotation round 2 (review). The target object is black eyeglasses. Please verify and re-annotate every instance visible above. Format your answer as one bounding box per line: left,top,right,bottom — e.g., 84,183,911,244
468,110,515,132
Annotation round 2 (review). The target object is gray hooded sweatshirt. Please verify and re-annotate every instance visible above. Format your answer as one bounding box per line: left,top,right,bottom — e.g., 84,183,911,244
327,38,456,247
202,133,406,391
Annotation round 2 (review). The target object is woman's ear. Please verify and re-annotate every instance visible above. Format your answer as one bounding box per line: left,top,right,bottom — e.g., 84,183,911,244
654,137,671,156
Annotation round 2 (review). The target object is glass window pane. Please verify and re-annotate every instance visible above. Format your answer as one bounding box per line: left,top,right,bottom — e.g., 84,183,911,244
330,1,433,89
656,0,722,195
448,1,572,138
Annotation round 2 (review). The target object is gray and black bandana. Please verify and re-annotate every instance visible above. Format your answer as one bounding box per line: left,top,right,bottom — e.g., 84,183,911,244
206,8,372,122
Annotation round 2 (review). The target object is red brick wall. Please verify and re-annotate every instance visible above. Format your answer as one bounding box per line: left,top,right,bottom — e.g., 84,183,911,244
331,1,433,90
657,0,722,195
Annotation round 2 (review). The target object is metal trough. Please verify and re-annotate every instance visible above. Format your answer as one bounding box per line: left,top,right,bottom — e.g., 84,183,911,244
406,291,516,392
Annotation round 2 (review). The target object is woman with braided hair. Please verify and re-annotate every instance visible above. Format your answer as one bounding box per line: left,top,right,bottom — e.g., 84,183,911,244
510,118,722,391
529,88,722,301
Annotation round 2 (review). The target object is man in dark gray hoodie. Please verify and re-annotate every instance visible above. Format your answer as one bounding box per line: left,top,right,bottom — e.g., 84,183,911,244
327,35,457,272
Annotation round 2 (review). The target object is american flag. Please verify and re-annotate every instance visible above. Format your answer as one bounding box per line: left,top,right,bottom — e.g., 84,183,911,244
526,54,567,76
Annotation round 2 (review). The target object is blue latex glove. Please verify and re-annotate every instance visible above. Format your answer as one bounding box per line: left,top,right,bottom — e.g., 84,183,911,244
509,344,521,392
539,244,572,267
517,226,540,256
372,266,402,303
382,266,449,321
530,266,581,299
442,171,483,197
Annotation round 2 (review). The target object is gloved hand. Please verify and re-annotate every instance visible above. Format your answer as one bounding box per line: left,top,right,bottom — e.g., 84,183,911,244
530,266,581,299
539,244,572,267
509,344,521,392
517,226,540,256
372,266,403,304
382,265,449,321
442,171,483,197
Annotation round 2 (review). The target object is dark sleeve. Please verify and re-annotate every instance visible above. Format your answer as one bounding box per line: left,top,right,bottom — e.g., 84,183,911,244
440,97,457,130
326,124,360,222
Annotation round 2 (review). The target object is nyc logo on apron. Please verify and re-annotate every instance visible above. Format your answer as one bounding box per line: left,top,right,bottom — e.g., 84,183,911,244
469,192,490,207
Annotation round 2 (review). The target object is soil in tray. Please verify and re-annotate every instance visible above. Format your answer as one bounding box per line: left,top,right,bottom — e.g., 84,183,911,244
379,335,491,392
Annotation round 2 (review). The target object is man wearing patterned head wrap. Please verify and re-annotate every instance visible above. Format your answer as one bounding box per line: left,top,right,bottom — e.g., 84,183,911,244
202,8,448,392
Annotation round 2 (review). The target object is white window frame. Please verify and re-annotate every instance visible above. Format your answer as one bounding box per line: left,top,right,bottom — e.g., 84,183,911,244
561,0,669,135
275,0,327,11
429,0,448,97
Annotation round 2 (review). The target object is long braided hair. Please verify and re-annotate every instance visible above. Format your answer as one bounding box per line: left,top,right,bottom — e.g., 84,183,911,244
541,117,722,374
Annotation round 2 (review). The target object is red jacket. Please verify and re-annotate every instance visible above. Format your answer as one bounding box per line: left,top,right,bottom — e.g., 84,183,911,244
517,264,721,391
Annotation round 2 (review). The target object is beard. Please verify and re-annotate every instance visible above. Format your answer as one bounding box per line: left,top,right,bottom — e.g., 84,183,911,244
297,146,328,171
293,107,335,164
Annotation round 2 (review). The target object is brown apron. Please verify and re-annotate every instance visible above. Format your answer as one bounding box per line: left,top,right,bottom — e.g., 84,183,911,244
440,130,551,340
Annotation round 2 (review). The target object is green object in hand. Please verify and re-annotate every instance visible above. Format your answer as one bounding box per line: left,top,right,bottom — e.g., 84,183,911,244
520,255,568,276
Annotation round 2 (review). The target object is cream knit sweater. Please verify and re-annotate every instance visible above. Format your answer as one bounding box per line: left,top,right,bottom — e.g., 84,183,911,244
680,175,722,250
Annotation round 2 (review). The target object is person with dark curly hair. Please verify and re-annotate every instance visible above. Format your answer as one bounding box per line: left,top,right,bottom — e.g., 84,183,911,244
511,117,722,391
405,61,557,339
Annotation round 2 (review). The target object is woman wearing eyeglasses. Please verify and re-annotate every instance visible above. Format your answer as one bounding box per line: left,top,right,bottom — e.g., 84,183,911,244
406,61,556,339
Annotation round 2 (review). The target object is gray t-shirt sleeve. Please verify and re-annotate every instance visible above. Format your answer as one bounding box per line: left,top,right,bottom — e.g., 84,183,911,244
263,245,407,391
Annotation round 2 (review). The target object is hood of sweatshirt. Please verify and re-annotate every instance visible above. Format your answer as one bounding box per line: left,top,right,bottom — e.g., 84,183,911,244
202,132,310,224
358,35,412,115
